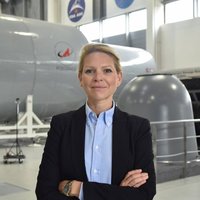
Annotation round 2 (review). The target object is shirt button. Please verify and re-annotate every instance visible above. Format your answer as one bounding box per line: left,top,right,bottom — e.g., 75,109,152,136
94,169,100,174
107,122,111,126
95,145,99,150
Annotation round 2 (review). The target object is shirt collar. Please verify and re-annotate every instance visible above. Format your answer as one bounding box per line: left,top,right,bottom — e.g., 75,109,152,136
85,101,115,126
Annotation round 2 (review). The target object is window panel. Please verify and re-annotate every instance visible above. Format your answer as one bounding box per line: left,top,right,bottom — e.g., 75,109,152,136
102,15,126,38
198,0,200,17
129,9,147,32
165,0,193,23
79,21,100,41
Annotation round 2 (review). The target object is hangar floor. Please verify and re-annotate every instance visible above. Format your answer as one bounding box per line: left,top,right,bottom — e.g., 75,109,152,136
0,141,200,200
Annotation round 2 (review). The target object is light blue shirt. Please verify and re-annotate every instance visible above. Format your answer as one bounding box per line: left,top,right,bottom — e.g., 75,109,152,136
79,102,115,199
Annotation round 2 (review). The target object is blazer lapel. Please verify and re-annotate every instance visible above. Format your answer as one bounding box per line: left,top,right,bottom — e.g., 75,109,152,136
112,107,132,184
71,106,88,181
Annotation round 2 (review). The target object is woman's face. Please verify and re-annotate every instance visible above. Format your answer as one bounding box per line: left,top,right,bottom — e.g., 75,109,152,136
79,52,122,105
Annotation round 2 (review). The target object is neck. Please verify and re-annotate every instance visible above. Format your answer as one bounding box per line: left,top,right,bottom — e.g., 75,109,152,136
87,100,113,116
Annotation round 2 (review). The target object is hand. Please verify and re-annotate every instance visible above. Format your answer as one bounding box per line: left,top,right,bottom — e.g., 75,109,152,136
58,180,68,193
120,169,148,188
58,180,82,197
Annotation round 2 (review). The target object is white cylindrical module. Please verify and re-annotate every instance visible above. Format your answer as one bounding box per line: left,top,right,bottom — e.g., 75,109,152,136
0,15,156,122
0,14,88,121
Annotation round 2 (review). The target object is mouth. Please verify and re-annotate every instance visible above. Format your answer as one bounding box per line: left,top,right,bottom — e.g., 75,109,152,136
92,86,107,89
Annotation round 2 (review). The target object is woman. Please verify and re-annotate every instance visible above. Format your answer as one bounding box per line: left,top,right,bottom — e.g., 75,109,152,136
36,43,156,200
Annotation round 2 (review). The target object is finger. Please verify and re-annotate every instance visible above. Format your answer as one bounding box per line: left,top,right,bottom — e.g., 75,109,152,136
133,179,147,188
124,169,142,180
125,172,148,185
126,173,148,187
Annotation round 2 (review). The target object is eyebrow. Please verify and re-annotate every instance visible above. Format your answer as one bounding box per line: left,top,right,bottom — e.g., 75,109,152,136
84,65,114,68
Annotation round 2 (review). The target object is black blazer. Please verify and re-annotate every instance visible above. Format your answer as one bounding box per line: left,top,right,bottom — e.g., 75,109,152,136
36,105,156,200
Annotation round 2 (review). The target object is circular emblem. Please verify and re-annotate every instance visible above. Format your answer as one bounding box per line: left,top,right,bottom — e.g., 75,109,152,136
55,42,74,61
115,0,134,9
68,0,85,22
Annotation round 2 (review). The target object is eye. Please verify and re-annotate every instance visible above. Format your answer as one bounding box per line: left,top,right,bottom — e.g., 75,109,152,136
84,69,94,74
104,68,113,73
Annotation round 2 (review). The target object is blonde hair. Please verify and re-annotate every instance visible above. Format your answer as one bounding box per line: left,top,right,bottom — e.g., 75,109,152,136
78,43,122,74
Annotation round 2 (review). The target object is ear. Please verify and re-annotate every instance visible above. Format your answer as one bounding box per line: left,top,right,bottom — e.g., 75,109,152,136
117,72,122,87
78,72,82,86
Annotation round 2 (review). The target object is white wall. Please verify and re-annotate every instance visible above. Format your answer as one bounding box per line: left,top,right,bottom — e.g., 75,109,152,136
158,18,200,70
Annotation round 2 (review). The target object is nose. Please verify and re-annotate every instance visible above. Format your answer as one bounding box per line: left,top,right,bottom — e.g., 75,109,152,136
93,71,103,81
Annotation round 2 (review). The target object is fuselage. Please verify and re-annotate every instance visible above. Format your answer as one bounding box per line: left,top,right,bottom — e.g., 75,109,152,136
0,14,156,122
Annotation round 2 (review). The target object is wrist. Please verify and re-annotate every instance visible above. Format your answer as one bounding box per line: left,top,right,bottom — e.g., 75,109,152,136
61,180,82,197
62,181,73,196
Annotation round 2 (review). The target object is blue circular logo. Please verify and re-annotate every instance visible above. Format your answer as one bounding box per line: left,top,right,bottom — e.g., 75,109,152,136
68,0,85,22
115,0,134,9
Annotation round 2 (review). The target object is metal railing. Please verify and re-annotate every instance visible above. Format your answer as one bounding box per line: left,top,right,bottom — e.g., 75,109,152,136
150,118,200,178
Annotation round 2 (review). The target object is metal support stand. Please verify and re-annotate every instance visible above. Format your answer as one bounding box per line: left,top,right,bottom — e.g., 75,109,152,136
0,95,50,139
3,98,26,164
